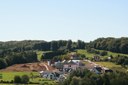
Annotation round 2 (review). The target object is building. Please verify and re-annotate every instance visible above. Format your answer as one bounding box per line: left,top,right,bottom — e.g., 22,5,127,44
39,71,56,80
39,70,67,81
63,60,79,73
93,56,100,61
92,66,102,74
102,67,113,73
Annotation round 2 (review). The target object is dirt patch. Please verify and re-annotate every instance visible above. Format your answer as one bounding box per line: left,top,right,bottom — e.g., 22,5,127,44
0,62,55,72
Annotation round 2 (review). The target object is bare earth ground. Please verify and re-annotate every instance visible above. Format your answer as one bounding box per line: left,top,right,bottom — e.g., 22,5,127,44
0,62,55,72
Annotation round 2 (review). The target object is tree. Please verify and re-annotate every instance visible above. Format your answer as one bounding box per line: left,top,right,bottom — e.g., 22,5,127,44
0,58,7,69
66,40,72,51
80,54,86,59
14,75,21,84
124,59,128,65
77,40,85,49
70,76,80,85
117,57,125,65
50,41,58,51
100,51,108,56
102,74,110,85
21,75,29,84
30,72,34,80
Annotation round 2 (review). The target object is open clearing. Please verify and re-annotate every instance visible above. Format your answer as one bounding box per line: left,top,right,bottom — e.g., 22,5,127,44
0,72,56,84
0,62,56,84
0,62,55,72
95,62,127,72
77,49,128,58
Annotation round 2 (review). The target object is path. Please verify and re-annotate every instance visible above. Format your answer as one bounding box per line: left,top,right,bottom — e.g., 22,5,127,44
42,63,49,71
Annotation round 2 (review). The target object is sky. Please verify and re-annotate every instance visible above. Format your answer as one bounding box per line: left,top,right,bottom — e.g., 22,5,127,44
0,0,128,42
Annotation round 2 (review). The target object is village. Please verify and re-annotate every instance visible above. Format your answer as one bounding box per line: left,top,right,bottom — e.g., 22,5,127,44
39,53,113,82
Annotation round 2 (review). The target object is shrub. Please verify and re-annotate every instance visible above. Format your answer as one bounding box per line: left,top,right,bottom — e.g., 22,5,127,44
21,75,29,84
100,51,108,56
14,75,21,84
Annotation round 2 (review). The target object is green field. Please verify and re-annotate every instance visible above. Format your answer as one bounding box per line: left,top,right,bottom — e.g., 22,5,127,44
0,72,39,82
36,51,43,61
77,49,128,58
95,62,127,72
77,49,128,72
95,49,128,57
36,51,52,61
77,49,95,58
0,72,56,85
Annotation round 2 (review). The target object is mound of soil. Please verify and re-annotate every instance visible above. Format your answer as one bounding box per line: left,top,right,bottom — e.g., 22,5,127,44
0,62,55,72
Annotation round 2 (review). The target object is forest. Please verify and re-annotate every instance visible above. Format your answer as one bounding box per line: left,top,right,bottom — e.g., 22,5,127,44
89,37,128,54
0,37,128,69
0,40,85,69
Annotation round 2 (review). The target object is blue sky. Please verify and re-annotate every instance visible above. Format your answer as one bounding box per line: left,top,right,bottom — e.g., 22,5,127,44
0,0,128,42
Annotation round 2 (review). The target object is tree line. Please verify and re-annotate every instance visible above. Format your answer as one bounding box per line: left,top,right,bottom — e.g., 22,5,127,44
42,51,66,60
0,51,37,69
0,40,85,52
1,38,128,54
89,37,128,54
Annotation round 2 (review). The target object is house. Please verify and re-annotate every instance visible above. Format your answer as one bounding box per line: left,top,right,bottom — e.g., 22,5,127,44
92,66,102,74
39,70,66,81
108,57,111,60
91,66,113,74
93,56,100,61
54,62,63,71
57,74,67,82
39,71,56,80
63,60,79,73
102,67,113,73
54,59,84,73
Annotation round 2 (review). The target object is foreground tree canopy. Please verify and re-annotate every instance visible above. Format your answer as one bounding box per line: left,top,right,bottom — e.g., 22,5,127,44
60,69,128,85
